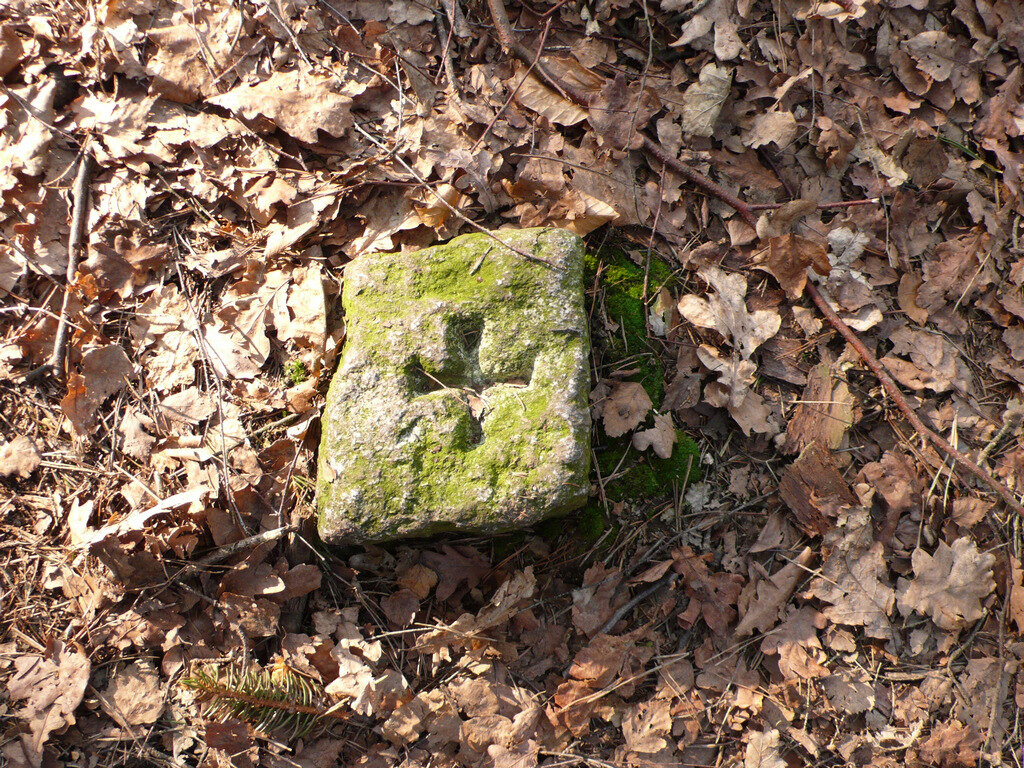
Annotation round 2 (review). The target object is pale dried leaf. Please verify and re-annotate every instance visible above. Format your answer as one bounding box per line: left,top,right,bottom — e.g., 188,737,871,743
735,547,814,636
514,64,588,126
680,63,732,137
208,70,354,144
9,641,91,757
602,381,652,437
823,670,875,714
98,661,164,728
0,435,41,478
804,507,895,640
896,537,995,631
631,411,676,458
745,110,798,149
678,265,781,359
60,344,134,435
745,728,786,768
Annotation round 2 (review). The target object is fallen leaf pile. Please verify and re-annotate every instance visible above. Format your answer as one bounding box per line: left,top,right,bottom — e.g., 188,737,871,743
1,0,1023,766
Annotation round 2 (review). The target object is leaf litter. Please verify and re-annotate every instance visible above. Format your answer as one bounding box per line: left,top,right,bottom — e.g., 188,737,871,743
0,0,1023,766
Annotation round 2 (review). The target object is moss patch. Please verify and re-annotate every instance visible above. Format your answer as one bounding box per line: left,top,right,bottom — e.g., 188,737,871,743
596,430,701,503
585,246,673,405
586,243,701,506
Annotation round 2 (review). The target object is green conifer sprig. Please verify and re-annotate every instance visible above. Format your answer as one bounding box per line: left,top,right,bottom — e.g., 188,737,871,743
182,661,348,740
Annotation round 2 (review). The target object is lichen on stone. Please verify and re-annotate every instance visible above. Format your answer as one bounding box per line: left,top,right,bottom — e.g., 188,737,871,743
317,228,591,543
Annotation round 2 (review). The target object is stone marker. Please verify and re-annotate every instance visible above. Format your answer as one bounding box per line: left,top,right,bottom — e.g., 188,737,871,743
317,228,591,542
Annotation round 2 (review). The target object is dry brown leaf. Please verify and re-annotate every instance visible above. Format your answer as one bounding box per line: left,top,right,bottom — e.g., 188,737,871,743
680,63,733,137
669,0,743,60
621,699,672,755
759,606,829,679
397,563,438,600
381,589,420,627
417,569,537,657
220,563,285,598
117,408,155,461
1010,556,1024,635
601,381,652,437
587,72,658,150
97,660,164,729
420,545,489,602
915,720,981,768
553,631,645,736
823,670,875,714
696,345,756,408
8,640,91,759
896,537,995,631
744,109,798,149
208,69,354,144
673,546,744,635
904,31,956,83
901,536,995,634
205,719,258,766
0,80,55,179
60,344,134,435
804,508,896,641
145,0,251,103
572,563,622,638
744,728,786,768
631,411,676,459
756,233,829,299
879,327,970,394
897,273,930,325
678,265,781,359
735,547,815,636
954,657,1006,735
513,63,589,126
0,435,41,478
0,25,26,77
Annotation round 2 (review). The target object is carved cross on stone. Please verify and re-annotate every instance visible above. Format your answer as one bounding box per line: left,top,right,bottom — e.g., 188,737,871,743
317,228,591,543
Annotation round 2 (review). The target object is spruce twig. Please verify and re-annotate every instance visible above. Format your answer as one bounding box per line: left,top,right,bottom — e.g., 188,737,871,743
182,661,349,740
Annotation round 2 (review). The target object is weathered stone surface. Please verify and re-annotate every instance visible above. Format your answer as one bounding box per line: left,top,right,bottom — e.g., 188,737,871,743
317,228,591,543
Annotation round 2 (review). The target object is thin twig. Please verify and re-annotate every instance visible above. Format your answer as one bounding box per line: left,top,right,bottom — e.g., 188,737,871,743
597,572,676,636
156,525,298,597
806,281,1024,518
748,198,883,211
24,152,93,385
470,17,553,153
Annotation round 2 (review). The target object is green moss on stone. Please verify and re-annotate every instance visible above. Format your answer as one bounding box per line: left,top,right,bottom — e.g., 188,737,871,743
317,228,591,543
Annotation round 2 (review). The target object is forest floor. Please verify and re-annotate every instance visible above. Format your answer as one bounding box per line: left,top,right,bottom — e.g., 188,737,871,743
1,0,1024,766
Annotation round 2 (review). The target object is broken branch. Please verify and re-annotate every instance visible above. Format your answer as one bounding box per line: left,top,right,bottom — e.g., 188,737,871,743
24,152,93,385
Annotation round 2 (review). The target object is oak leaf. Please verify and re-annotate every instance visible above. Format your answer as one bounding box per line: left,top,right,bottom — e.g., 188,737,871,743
631,412,676,459
804,508,896,640
0,435,41,478
896,537,995,631
601,381,652,437
678,265,781,359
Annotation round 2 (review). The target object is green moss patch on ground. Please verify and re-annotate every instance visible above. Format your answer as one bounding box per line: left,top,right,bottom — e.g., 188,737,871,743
584,245,674,406
585,243,702,508
595,430,701,503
